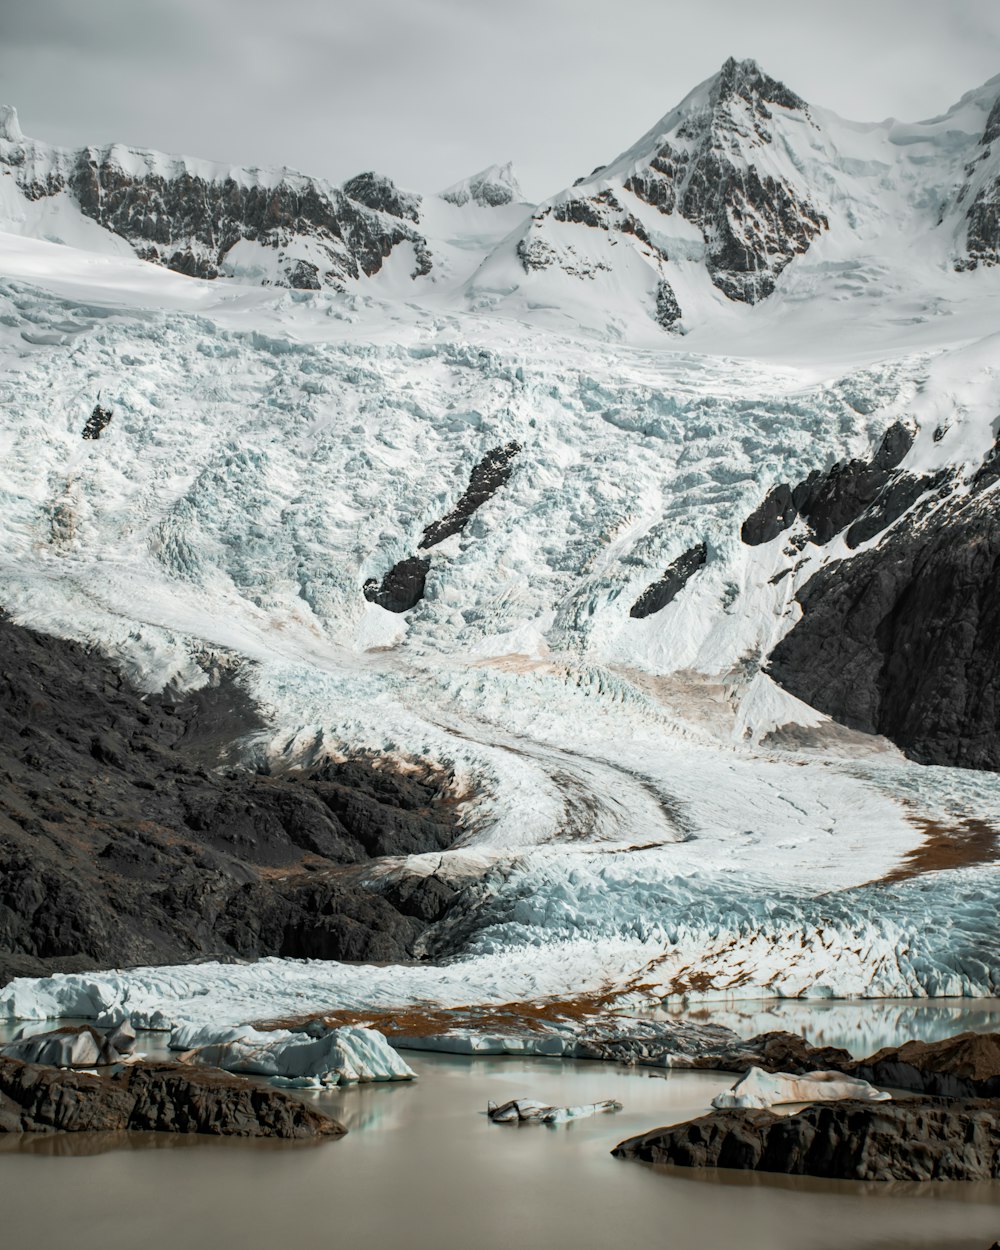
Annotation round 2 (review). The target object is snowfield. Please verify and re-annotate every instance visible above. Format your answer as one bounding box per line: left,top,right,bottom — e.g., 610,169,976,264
2,64,1000,1032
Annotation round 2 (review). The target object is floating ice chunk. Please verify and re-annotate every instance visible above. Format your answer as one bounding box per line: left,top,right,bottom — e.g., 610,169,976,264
487,1098,622,1124
178,1024,415,1086
711,1066,891,1109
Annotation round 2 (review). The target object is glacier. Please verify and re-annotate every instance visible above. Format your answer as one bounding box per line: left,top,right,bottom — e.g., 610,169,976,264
1,60,1000,1040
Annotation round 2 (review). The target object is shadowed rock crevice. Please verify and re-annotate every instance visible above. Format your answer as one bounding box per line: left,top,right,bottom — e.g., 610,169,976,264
630,543,707,618
0,615,465,986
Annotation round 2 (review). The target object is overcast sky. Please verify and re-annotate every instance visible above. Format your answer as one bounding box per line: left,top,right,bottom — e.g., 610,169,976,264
2,0,998,199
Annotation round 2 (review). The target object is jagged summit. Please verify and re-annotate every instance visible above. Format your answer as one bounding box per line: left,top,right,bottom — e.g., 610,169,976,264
0,109,433,290
342,170,421,223
711,56,805,112
440,162,524,208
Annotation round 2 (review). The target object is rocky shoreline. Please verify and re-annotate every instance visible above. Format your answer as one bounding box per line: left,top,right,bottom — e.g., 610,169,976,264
0,1057,344,1139
612,1029,1000,1183
612,1097,1000,1182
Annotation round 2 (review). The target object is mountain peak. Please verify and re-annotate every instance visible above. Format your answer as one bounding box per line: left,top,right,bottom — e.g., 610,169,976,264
342,170,421,223
0,105,24,144
440,162,524,208
711,56,805,114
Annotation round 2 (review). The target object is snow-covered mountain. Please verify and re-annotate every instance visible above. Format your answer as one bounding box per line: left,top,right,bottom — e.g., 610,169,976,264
6,58,1000,331
440,161,525,208
471,58,1000,335
2,61,1000,1029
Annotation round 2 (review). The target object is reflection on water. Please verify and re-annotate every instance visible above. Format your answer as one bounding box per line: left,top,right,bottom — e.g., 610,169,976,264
665,996,1000,1055
2,1003,999,1249
0,1128,332,1158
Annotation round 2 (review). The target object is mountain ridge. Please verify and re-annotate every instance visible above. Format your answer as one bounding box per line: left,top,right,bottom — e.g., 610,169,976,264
2,59,1000,330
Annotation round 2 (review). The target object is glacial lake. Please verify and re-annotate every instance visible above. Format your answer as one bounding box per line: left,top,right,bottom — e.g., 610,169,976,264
3,998,999,1250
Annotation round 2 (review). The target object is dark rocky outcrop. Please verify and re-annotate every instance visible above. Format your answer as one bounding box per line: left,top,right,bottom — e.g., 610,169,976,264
664,1030,854,1075
741,483,797,545
740,422,918,548
81,404,113,441
363,442,522,613
0,1058,344,1139
0,123,429,290
419,442,521,548
654,279,682,329
0,615,464,986
630,543,707,618
852,1032,1000,1100
342,172,420,223
363,556,431,613
959,93,1000,269
515,187,677,330
612,1098,1000,1181
767,489,1000,769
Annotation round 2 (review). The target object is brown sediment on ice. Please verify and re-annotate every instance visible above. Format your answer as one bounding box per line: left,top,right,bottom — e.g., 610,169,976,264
877,815,1000,884
255,989,623,1038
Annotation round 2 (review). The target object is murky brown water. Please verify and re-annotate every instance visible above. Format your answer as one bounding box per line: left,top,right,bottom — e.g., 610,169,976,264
2,1043,999,1250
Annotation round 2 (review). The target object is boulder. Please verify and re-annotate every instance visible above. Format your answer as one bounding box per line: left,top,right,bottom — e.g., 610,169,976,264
852,1031,1000,1099
0,1058,344,1138
613,1098,1000,1181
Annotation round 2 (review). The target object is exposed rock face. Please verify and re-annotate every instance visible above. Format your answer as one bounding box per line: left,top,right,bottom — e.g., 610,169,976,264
630,58,827,304
959,92,1000,269
0,113,429,290
654,279,682,329
630,543,707,618
518,189,668,281
363,556,431,613
740,421,918,548
0,1058,344,1138
81,404,112,440
420,442,521,548
658,1030,855,1075
342,171,420,222
852,1032,1000,1099
767,488,1000,769
0,615,464,986
363,442,522,613
741,482,798,545
612,1099,1000,1181
508,57,827,331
